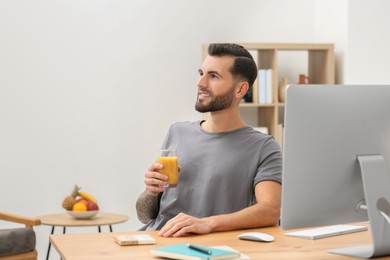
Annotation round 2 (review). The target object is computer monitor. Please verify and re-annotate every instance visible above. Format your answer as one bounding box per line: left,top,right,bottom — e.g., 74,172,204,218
281,84,390,258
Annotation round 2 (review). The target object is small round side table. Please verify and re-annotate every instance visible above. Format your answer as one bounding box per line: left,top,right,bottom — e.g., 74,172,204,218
39,212,129,260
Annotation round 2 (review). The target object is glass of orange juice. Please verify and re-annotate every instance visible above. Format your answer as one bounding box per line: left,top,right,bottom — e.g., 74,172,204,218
157,149,179,188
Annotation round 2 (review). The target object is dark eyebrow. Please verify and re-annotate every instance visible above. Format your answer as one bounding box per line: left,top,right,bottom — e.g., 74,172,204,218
208,70,222,78
199,69,223,78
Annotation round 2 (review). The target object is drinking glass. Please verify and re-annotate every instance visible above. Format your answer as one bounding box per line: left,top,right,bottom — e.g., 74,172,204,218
157,149,179,188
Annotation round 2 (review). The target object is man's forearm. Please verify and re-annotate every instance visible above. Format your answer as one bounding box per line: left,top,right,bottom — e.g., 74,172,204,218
206,201,280,232
207,181,281,232
135,190,161,224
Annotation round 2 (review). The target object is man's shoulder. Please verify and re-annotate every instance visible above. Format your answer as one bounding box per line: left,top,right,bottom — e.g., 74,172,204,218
169,121,200,130
243,127,281,151
165,121,201,137
243,126,272,139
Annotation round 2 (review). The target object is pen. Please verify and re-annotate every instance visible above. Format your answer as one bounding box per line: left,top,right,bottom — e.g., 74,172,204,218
188,244,212,255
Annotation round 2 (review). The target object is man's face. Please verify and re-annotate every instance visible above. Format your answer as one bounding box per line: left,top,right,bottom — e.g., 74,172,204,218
195,55,237,113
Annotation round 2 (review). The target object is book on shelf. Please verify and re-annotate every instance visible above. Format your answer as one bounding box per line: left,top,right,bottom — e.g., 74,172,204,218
265,69,273,103
257,69,266,104
150,243,241,260
257,69,273,104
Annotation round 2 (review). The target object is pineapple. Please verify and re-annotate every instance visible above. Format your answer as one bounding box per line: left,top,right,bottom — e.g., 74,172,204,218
62,185,81,210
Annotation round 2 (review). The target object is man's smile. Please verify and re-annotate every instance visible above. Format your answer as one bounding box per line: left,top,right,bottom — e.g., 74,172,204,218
198,91,211,101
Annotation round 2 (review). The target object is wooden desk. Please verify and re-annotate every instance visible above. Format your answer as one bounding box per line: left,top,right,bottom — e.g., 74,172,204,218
40,212,128,260
50,224,390,260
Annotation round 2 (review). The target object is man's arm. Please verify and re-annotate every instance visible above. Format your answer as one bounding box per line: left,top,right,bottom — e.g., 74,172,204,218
135,190,161,224
136,162,181,224
135,162,168,224
158,180,281,237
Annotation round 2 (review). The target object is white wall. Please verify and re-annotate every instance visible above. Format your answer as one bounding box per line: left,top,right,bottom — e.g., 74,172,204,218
0,1,388,259
344,0,390,84
314,0,348,83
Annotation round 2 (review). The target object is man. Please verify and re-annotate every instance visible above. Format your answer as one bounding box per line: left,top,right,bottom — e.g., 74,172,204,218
136,43,282,238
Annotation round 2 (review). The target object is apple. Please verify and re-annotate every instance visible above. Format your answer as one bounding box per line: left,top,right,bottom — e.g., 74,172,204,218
87,201,99,211
76,198,89,206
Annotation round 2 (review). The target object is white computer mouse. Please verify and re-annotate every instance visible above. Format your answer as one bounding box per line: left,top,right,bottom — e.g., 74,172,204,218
238,232,275,242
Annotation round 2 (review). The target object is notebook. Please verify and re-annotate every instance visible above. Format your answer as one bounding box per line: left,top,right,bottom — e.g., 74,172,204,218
114,234,156,246
150,243,240,260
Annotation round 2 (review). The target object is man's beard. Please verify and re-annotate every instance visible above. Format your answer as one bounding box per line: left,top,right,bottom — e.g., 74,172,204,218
195,85,235,113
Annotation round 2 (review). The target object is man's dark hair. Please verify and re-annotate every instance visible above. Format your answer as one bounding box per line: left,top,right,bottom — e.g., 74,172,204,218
208,43,257,88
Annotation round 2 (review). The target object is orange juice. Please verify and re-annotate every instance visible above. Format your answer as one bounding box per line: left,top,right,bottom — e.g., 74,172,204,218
157,156,179,187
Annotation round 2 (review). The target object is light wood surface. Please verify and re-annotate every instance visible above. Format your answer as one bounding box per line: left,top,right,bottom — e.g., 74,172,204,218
0,211,41,228
0,251,37,260
39,212,128,227
50,223,390,260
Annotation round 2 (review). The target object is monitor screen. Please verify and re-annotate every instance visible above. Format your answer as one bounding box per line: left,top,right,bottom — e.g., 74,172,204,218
280,84,390,258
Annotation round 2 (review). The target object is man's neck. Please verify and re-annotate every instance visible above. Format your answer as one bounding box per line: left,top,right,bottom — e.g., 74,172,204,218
201,109,246,133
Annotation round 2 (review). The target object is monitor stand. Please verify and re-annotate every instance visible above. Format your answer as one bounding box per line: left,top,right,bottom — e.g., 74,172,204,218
328,155,390,258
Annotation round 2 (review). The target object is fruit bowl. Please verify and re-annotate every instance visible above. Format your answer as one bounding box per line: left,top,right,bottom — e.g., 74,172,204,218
66,210,99,220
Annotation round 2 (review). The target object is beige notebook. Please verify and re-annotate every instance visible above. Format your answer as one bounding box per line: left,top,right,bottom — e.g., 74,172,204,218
114,234,156,246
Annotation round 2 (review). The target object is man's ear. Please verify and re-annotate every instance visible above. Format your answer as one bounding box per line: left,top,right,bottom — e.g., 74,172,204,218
236,82,249,98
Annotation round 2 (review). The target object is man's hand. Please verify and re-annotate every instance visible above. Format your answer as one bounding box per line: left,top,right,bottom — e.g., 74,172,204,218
144,163,168,196
158,213,214,237
144,163,182,197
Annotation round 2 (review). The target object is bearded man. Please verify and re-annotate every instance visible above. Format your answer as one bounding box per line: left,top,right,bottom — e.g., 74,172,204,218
135,43,282,237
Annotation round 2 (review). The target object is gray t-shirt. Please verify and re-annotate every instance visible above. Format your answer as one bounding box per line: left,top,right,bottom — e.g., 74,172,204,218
142,120,282,230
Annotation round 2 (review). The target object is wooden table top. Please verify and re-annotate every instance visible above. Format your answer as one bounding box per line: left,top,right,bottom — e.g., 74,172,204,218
39,212,129,227
50,222,390,260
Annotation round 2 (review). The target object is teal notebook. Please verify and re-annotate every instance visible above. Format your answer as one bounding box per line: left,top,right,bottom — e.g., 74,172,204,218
150,243,240,260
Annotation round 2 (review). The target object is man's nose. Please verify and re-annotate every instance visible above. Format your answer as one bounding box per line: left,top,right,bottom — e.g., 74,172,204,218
197,75,207,89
